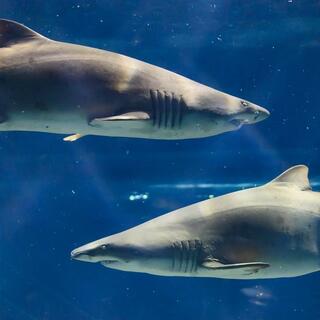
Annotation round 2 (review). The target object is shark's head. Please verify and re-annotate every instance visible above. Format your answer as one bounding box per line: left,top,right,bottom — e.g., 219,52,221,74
71,230,198,276
177,86,270,138
225,99,270,127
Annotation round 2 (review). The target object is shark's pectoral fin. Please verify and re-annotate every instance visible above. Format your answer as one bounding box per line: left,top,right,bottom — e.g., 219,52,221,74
0,19,49,47
91,112,150,124
63,133,85,142
202,258,269,276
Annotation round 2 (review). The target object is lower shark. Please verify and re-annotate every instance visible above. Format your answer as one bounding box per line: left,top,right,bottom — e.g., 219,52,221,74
72,165,320,279
0,19,269,141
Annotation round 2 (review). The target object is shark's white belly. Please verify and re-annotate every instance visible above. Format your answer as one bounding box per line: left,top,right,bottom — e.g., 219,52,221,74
0,110,231,140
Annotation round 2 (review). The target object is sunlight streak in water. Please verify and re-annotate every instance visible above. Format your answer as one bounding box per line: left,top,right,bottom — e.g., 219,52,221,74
151,181,320,190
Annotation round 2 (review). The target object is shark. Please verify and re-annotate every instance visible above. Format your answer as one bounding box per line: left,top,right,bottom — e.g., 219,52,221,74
71,165,320,279
0,19,269,141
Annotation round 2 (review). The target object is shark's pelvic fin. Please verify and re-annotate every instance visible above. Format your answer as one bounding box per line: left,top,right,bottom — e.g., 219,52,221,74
0,19,48,47
202,258,269,276
63,133,85,142
91,112,150,123
268,165,311,191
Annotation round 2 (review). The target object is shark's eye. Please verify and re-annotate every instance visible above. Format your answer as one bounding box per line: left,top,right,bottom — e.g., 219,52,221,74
101,245,107,250
241,101,249,107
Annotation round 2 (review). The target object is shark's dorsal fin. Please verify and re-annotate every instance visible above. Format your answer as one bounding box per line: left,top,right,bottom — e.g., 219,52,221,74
268,165,311,191
0,19,48,47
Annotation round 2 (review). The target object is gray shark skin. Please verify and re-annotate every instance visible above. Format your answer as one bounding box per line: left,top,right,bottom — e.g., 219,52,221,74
72,165,320,279
0,19,269,141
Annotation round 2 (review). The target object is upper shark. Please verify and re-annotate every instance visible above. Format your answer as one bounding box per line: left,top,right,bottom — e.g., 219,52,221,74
0,19,269,141
72,165,320,279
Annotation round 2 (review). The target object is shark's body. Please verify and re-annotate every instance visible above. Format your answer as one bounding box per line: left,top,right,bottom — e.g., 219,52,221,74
72,165,320,279
0,19,269,141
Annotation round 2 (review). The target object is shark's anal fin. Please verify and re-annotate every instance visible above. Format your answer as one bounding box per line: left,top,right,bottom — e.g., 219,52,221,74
91,112,150,124
202,258,269,276
63,133,85,142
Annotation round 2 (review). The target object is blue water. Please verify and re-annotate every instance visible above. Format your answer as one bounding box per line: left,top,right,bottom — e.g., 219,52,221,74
1,1,320,319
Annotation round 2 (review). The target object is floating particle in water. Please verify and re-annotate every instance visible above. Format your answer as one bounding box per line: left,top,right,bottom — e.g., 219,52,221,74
129,193,149,201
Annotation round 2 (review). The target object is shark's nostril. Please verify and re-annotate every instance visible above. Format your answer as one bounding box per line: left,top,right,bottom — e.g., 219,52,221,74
71,249,82,258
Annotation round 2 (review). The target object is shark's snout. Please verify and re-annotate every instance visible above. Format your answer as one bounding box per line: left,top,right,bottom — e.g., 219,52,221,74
71,248,96,262
71,243,107,263
71,241,126,264
229,103,270,128
251,105,270,123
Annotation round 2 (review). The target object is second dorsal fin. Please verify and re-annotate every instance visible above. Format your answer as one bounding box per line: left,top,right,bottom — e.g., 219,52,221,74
268,165,311,191
0,19,48,47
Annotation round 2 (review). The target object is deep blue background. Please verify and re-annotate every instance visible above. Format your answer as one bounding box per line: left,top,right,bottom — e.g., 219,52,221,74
0,1,320,319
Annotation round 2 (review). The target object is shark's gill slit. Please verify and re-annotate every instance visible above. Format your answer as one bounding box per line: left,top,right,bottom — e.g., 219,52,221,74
194,240,202,273
162,91,167,128
171,93,177,128
171,240,201,273
174,242,180,272
183,241,189,273
189,240,196,273
177,96,184,128
150,90,184,129
177,241,183,272
150,89,157,126
184,241,190,273
180,241,187,272
164,92,170,128
168,93,174,128
158,90,165,128
171,243,176,271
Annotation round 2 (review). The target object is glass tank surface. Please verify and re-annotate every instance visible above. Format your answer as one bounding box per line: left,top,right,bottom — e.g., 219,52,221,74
0,1,320,319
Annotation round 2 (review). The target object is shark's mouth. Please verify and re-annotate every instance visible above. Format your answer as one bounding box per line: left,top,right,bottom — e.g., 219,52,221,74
101,259,119,266
229,118,249,128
